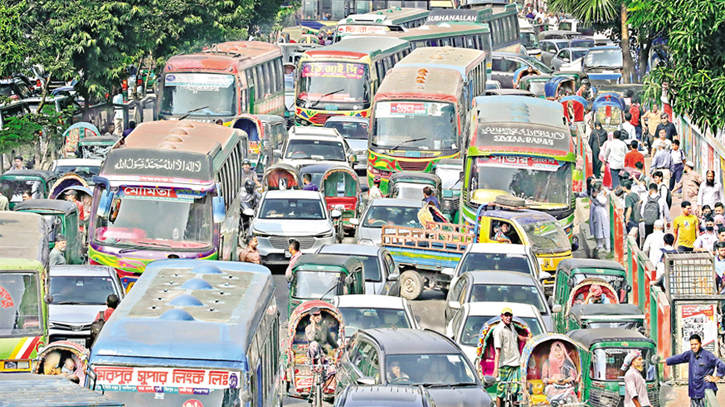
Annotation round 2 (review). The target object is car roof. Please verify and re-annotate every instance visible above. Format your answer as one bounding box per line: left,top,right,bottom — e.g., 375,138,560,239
325,116,370,124
362,328,460,355
467,243,529,255
319,244,381,256
14,199,77,215
289,127,342,138
467,270,537,285
564,47,590,52
262,190,323,200
492,51,527,58
464,302,538,318
333,294,406,309
49,264,117,277
368,198,423,208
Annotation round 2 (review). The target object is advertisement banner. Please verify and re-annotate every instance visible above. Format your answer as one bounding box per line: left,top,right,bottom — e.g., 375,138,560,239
476,155,561,171
95,366,239,393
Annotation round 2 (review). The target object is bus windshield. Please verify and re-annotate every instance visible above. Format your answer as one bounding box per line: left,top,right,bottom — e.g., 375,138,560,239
372,101,459,150
298,62,370,109
0,272,42,337
93,190,213,251
160,73,236,117
469,156,572,205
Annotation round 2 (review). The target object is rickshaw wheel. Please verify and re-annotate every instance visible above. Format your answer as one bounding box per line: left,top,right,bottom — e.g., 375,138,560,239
399,270,423,300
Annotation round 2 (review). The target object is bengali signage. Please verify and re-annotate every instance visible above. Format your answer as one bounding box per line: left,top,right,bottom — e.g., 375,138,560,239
95,366,240,393
120,186,206,200
165,74,234,89
476,122,570,151
477,155,561,171
301,63,365,80
338,25,389,35
103,150,213,182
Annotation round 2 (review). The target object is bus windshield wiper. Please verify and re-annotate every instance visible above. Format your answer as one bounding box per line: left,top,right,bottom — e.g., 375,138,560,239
179,105,210,120
309,89,344,107
390,138,426,151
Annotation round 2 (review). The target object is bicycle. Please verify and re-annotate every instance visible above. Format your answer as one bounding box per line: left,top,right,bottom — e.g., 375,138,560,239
307,361,335,407
482,376,522,407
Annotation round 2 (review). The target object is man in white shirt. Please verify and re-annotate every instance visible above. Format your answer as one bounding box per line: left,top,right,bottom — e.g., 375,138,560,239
694,216,718,251
650,129,672,154
603,130,628,189
621,112,636,142
698,170,725,214
642,220,665,265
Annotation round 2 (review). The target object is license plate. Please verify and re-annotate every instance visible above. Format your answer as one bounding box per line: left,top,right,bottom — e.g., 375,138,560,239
68,338,86,346
284,250,292,258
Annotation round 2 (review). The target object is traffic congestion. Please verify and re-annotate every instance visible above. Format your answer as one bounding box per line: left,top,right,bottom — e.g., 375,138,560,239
0,1,723,407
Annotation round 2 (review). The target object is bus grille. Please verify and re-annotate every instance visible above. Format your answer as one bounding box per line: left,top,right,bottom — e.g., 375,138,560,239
397,160,429,172
308,113,335,125
269,236,316,250
588,388,621,407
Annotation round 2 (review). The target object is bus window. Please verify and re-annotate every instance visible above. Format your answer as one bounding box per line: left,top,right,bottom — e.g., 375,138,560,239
442,38,452,46
466,36,475,49
376,61,386,81
454,36,463,47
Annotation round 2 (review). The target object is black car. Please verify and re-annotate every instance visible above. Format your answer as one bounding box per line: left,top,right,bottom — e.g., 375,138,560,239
335,385,435,407
336,328,493,407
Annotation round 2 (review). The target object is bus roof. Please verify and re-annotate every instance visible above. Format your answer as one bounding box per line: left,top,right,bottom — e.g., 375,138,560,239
341,7,429,25
90,260,275,367
375,66,463,103
398,22,490,41
394,46,486,79
0,211,47,265
470,95,574,159
165,41,281,73
304,37,409,60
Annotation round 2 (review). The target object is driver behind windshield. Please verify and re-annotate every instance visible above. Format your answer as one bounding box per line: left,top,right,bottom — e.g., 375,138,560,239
387,360,410,382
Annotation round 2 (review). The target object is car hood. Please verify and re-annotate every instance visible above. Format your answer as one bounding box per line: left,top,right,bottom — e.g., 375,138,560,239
427,386,492,407
50,304,105,324
253,218,332,236
460,344,478,365
279,158,348,169
345,139,367,152
358,227,382,246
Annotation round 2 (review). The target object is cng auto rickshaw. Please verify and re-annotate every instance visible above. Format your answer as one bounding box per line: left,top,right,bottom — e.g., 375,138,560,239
544,76,576,100
288,254,365,314
61,122,100,158
14,200,84,264
231,114,287,173
32,340,89,386
518,75,554,98
388,171,442,201
263,163,301,190
0,170,57,209
593,95,626,135
554,278,620,334
568,328,661,407
513,67,544,89
75,134,119,160
282,300,345,400
319,165,363,238
553,259,630,305
434,159,463,222
567,303,646,332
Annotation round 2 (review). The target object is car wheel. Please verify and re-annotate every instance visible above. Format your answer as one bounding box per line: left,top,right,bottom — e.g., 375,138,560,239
399,270,423,300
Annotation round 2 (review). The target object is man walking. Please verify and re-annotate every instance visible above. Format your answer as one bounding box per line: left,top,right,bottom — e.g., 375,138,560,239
239,236,261,264
624,141,644,170
12,156,24,170
694,217,718,252
643,104,662,140
49,235,67,266
285,239,302,282
642,220,665,265
665,334,725,406
655,113,677,141
368,177,383,201
669,140,686,191
673,201,699,252
698,170,724,214
623,179,640,233
650,142,673,187
640,183,670,240
623,351,651,407
622,113,636,142
675,161,703,200
493,306,531,407
603,130,628,189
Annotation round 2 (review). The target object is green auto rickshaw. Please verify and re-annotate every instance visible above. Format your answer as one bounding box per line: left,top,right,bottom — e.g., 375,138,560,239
568,328,661,407
566,303,646,333
288,254,364,314
433,159,463,222
518,74,554,98
0,170,58,209
553,258,630,307
319,165,364,238
14,199,85,264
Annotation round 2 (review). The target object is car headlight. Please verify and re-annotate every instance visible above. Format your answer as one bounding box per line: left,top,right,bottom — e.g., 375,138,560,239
253,229,270,238
48,322,58,329
316,230,334,238
4,360,30,370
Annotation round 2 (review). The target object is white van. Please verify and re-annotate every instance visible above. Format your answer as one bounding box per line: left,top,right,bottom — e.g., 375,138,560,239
518,18,541,59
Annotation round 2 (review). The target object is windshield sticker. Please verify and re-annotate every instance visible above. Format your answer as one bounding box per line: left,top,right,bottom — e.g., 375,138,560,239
95,366,237,392
165,74,233,88
120,187,205,200
477,156,560,171
390,103,426,115
0,286,14,308
302,63,364,80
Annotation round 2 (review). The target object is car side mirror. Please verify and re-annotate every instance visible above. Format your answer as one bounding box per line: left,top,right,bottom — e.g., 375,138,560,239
448,300,461,310
345,274,355,285
441,267,455,277
551,304,563,313
482,375,497,387
273,150,282,159
539,271,552,280
361,184,369,193
213,196,226,223
571,237,579,252
331,209,342,219
387,273,398,281
349,218,359,226
97,189,114,219
357,376,377,386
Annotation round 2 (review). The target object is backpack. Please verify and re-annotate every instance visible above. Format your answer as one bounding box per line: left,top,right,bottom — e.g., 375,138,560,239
642,195,661,225
659,184,672,208
89,311,106,347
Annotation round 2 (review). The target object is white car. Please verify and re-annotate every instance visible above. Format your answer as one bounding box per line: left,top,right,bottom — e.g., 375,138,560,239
278,126,354,170
443,243,546,289
331,294,420,338
251,190,340,265
446,302,546,364
50,158,103,184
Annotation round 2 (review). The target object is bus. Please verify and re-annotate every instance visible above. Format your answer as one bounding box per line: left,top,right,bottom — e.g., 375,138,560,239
301,0,431,20
335,7,429,41
88,121,249,291
368,66,466,193
159,41,284,124
88,259,280,407
461,96,576,238
295,37,411,126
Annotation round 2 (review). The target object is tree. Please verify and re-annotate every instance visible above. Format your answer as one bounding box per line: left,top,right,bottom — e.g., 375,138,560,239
0,2,27,78
629,0,725,134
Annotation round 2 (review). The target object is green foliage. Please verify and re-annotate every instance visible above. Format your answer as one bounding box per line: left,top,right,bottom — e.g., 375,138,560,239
548,0,622,23
0,2,27,78
0,115,41,154
629,0,725,133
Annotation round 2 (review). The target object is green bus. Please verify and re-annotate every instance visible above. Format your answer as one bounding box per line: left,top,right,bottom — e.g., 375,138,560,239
335,7,429,41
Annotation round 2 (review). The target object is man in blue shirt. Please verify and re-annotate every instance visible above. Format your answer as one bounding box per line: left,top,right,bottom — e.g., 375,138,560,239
422,186,439,209
665,333,725,406
302,173,318,191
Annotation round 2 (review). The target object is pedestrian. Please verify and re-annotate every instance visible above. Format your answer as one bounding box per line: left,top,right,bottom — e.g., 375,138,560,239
422,186,440,209
302,173,319,191
694,216,718,251
65,190,85,222
712,227,725,253
640,183,670,240
629,97,642,141
493,306,531,407
622,350,652,407
698,170,724,214
368,177,383,201
589,122,607,178
239,236,261,264
655,113,677,141
586,177,611,252
0,189,8,211
714,241,725,292
642,104,662,140
624,140,644,171
103,123,116,137
665,334,725,406
674,161,703,200
49,234,67,266
622,113,636,142
96,294,120,322
632,165,650,201
652,170,672,209
12,156,23,170
673,201,699,252
603,130,628,189
623,179,640,233
669,140,686,191
122,121,136,138
643,220,665,264
284,239,302,282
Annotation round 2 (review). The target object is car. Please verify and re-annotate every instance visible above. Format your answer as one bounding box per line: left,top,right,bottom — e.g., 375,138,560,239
569,38,595,49
537,30,581,41
446,302,546,364
442,243,545,289
48,265,125,347
323,116,370,172
484,88,536,97
331,295,419,338
278,126,355,170
352,198,423,246
490,52,553,89
583,46,624,85
550,47,589,71
318,244,400,295
539,39,571,67
336,328,493,407
334,385,436,407
0,77,32,102
251,190,339,265
444,271,558,331
50,158,103,184
485,80,501,90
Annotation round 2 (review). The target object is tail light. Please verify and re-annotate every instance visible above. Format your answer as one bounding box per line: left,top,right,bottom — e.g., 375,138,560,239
36,79,42,88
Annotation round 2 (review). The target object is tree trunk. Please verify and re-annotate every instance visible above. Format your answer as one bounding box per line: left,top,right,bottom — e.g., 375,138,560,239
638,36,652,83
621,3,633,84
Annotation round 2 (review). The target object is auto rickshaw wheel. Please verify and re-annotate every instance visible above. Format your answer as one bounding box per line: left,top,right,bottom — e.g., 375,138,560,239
399,270,423,300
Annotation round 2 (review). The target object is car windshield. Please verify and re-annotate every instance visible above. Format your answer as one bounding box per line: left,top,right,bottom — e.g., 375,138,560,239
325,121,369,140
50,276,116,305
436,167,461,191
385,354,477,386
573,273,625,291
54,165,100,177
355,255,381,282
340,307,410,336
2,179,43,203
93,190,213,251
592,347,656,382
571,39,594,48
520,220,570,253
558,22,572,31
469,157,572,205
372,102,459,151
294,271,341,299
259,198,326,220
526,57,553,73
285,139,346,161
362,205,421,228
587,320,644,330
584,49,623,68
0,272,42,337
469,284,547,313
521,32,539,49
460,316,542,346
459,253,532,275
298,62,369,108
160,73,236,117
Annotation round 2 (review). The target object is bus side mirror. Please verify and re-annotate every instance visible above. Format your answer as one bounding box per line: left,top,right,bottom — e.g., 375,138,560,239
361,185,369,193
97,190,114,219
213,196,226,223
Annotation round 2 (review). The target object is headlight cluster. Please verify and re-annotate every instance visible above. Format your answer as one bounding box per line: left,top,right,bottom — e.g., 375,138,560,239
316,230,334,238
4,360,30,370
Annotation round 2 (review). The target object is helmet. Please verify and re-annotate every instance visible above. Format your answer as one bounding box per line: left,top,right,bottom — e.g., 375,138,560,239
242,158,251,166
244,179,256,192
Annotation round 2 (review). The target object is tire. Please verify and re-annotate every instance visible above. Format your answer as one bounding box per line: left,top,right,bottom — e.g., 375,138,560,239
336,221,344,243
399,270,423,300
494,195,526,207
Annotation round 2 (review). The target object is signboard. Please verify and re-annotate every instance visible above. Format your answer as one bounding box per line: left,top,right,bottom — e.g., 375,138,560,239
165,74,234,89
476,155,561,171
337,25,389,35
95,366,239,394
476,122,570,152
376,101,451,118
301,63,365,80
426,9,480,23
674,302,719,383
120,186,206,201
102,150,213,182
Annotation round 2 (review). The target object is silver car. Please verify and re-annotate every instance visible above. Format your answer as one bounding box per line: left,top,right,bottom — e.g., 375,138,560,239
352,198,423,246
48,265,125,347
550,47,589,71
252,190,339,265
323,116,370,172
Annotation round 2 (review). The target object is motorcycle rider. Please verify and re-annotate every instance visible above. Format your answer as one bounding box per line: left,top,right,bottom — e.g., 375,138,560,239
241,159,261,189
240,179,261,235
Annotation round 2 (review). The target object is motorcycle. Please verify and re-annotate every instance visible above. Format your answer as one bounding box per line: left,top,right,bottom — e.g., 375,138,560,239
239,188,260,241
